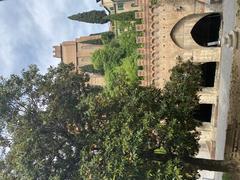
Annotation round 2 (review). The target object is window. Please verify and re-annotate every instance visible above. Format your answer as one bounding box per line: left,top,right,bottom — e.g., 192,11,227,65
117,3,124,10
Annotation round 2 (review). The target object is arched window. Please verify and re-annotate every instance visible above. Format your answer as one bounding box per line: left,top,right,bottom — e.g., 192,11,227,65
200,62,217,87
194,104,213,122
191,13,221,47
170,13,221,49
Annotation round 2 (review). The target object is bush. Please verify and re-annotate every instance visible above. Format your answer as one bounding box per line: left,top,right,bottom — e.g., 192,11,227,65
105,11,136,22
101,32,115,44
90,28,139,95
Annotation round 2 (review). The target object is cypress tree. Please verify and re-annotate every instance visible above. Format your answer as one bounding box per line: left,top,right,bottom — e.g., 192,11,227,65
68,10,109,24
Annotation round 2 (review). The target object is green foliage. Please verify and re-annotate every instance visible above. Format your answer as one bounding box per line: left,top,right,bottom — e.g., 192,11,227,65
105,52,139,94
118,30,138,56
79,84,165,179
68,10,109,24
89,31,115,45
91,28,139,95
160,62,202,157
0,64,100,179
105,11,136,22
101,31,115,44
151,0,160,5
222,173,233,180
79,64,103,74
91,41,126,72
79,62,202,179
80,38,103,45
0,62,221,179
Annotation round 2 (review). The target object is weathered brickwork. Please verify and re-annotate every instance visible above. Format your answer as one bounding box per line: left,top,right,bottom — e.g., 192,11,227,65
53,35,105,86
135,0,222,163
97,0,140,14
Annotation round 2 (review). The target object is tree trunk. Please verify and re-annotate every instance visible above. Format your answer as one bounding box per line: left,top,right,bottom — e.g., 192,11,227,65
183,156,239,173
141,150,240,173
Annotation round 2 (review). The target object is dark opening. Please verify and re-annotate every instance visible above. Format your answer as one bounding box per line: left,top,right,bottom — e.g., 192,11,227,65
194,104,212,122
191,13,221,47
200,62,216,87
138,66,144,70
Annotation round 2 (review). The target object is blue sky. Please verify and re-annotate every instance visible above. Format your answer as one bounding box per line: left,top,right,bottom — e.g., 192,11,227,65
0,0,108,77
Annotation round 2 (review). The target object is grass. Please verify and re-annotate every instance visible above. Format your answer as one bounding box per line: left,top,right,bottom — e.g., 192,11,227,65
223,173,232,180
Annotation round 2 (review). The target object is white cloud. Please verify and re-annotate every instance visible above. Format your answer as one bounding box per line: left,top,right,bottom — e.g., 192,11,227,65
0,0,109,76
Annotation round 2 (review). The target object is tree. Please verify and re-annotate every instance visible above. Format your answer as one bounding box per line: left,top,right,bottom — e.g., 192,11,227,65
1,62,239,179
91,29,139,88
101,31,115,44
0,64,101,179
79,64,103,74
91,40,126,72
105,11,136,22
68,10,137,24
79,62,240,179
68,10,109,24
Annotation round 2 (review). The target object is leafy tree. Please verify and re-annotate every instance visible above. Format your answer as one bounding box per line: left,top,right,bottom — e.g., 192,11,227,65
0,64,101,179
118,30,138,56
105,51,139,93
79,64,103,74
91,40,126,72
91,29,139,90
1,62,239,179
101,31,115,44
79,62,240,179
68,10,109,24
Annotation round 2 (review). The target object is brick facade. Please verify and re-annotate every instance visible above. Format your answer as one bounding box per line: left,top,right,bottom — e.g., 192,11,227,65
135,0,222,169
53,35,105,86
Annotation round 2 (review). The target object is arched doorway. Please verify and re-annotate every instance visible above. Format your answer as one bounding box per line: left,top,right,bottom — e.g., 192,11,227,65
200,62,217,87
194,104,213,122
170,13,221,49
191,13,221,47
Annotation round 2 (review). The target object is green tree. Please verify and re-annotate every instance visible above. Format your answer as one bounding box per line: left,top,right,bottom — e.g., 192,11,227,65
80,62,240,179
91,29,139,91
101,31,115,44
79,64,103,74
68,10,109,24
68,10,137,24
105,51,139,93
1,62,239,179
91,40,126,72
0,64,101,179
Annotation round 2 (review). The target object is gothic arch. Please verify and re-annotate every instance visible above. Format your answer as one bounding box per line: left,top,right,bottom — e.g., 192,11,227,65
191,13,221,47
170,13,221,49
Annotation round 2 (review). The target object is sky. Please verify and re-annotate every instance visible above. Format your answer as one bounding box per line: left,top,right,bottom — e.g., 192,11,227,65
0,0,109,77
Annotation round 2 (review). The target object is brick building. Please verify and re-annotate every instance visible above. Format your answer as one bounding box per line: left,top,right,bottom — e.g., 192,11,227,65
53,34,105,86
135,0,222,178
97,0,140,14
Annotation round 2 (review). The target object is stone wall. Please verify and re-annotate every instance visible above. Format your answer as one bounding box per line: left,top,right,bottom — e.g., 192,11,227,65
53,35,105,86
135,0,222,165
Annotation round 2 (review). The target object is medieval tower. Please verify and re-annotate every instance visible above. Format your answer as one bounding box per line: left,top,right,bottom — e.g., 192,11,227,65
53,34,105,86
